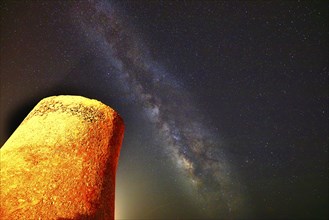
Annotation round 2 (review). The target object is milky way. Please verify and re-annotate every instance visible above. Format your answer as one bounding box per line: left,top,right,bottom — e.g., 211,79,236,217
1,0,327,219
70,0,244,217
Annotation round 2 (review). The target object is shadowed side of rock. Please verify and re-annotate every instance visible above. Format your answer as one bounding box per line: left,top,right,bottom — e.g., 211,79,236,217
0,95,124,220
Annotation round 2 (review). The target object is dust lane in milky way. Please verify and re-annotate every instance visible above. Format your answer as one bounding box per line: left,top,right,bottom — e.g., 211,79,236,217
70,0,246,217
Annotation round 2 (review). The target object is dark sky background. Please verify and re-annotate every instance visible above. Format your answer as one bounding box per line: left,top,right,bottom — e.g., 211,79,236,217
0,1,328,219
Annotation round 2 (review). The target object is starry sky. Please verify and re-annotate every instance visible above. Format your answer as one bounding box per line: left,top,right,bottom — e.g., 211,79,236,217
0,1,328,219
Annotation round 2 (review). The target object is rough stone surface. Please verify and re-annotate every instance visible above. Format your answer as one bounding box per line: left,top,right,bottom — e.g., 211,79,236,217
0,95,124,219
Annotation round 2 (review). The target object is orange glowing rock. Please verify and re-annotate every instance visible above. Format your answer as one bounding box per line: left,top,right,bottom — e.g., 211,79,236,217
0,95,124,219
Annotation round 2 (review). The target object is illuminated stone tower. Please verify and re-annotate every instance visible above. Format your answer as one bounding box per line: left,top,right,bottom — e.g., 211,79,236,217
0,96,124,219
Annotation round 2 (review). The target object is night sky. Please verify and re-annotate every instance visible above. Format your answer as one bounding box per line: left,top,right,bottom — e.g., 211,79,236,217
1,1,328,219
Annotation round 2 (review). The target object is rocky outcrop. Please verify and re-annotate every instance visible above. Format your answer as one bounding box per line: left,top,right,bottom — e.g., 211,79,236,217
0,96,124,219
